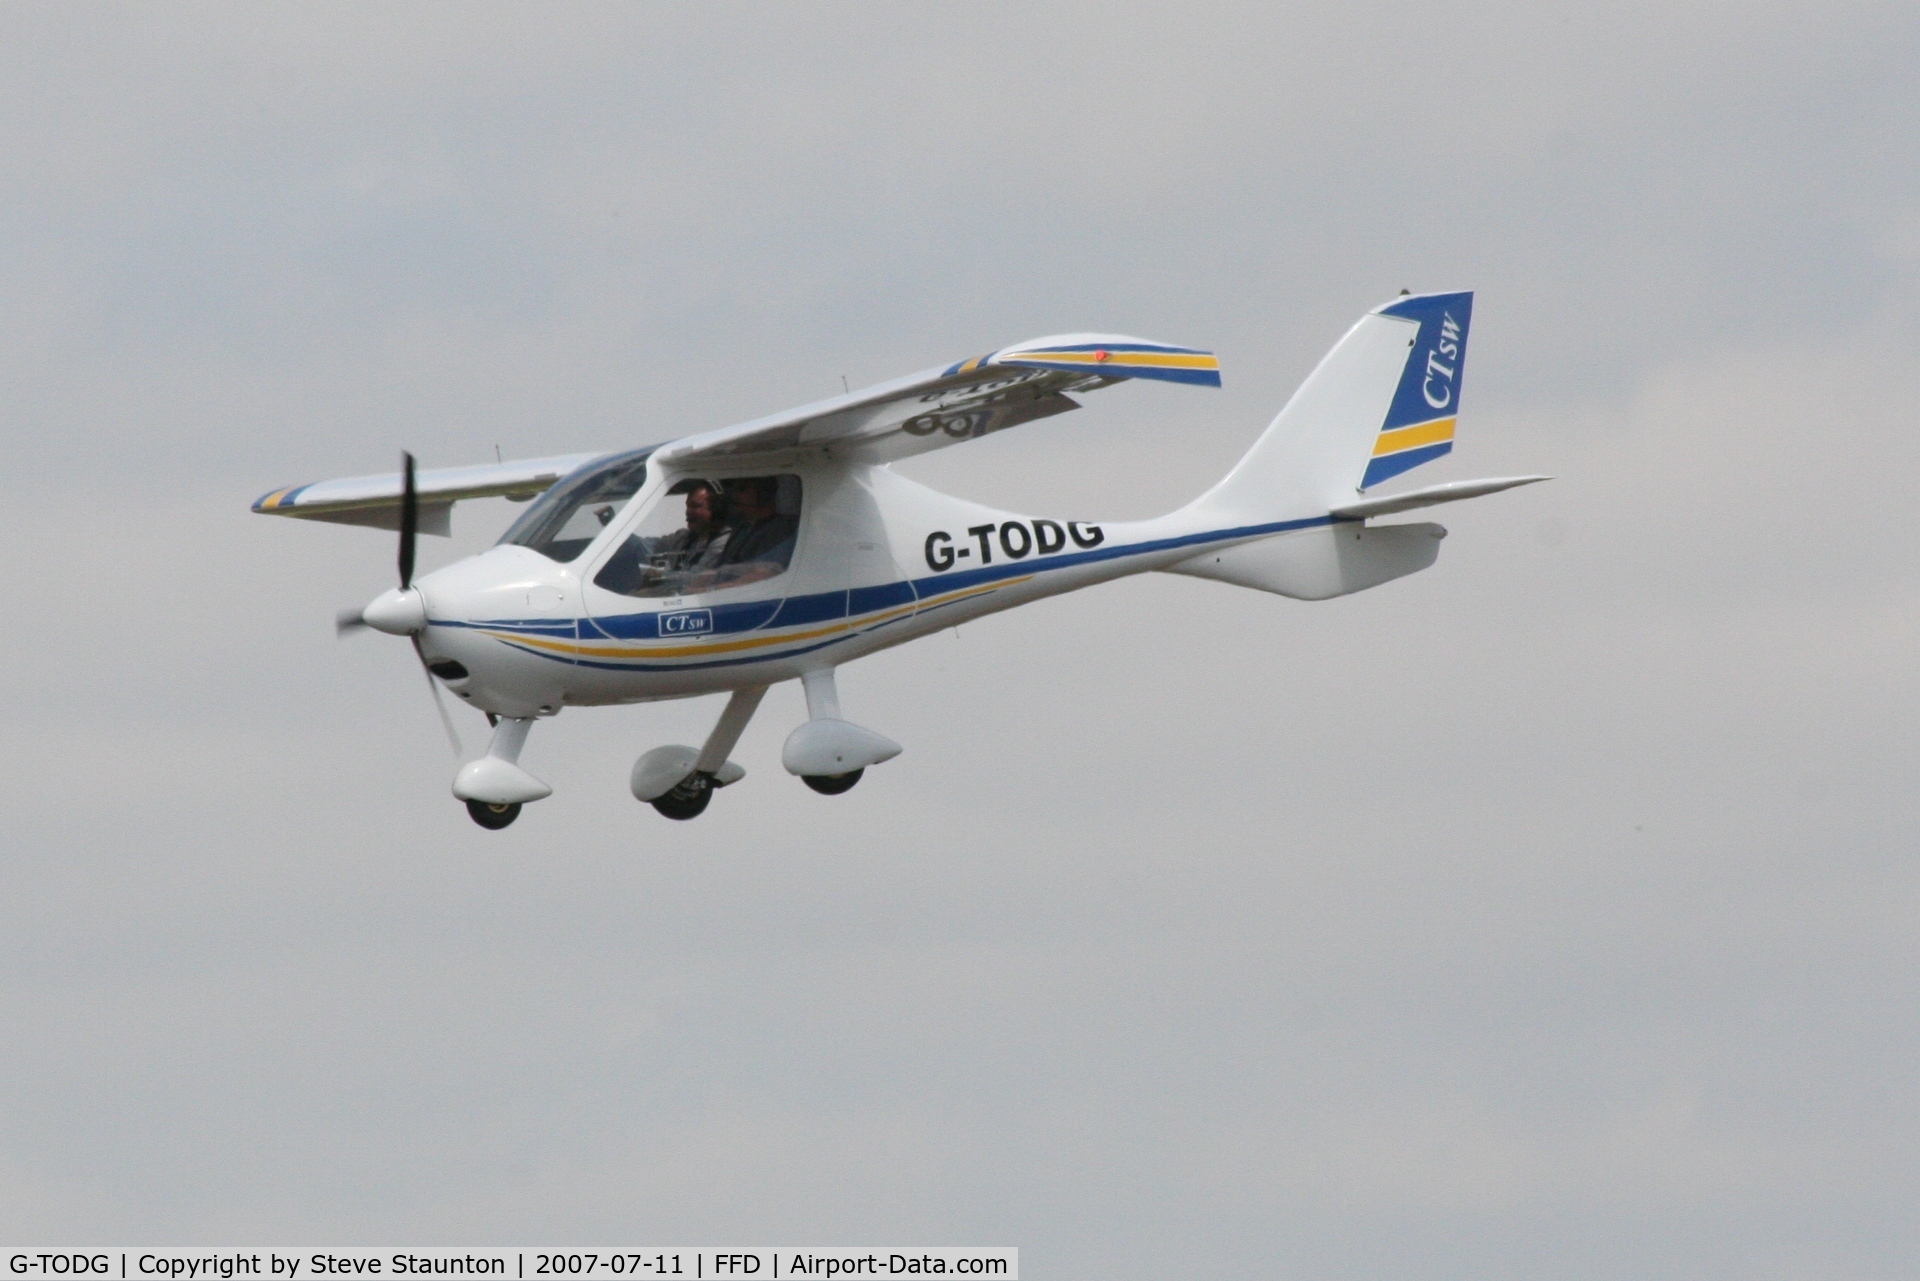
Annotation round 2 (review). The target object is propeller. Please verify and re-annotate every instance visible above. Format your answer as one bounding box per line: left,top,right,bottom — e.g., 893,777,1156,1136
335,451,418,635
398,449,418,590
335,451,464,760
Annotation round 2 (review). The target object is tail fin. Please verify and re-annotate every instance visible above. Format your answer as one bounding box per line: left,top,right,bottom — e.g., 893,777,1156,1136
1190,291,1473,521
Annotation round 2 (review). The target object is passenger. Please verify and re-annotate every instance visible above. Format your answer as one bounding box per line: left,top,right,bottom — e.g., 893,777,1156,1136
712,476,799,586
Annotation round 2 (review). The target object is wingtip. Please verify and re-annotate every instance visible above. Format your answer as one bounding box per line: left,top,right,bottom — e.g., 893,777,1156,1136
989,336,1222,387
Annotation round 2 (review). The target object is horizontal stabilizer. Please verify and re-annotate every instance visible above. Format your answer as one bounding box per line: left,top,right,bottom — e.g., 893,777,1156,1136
1331,475,1550,520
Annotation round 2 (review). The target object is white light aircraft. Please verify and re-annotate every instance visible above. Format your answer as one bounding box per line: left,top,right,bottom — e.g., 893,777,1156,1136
255,291,1544,828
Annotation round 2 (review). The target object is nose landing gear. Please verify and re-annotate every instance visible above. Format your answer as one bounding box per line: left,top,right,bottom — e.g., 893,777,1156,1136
453,715,552,830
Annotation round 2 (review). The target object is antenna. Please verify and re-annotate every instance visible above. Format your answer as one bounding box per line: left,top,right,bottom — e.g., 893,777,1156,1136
841,375,850,394
494,444,502,464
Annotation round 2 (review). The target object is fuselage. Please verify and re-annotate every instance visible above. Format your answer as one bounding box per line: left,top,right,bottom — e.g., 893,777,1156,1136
412,452,1322,719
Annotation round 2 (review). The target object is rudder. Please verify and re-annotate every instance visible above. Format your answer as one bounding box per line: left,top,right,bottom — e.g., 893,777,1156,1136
1362,291,1472,488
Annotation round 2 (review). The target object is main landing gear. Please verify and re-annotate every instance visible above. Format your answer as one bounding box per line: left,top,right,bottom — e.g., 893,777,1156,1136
650,773,714,820
627,669,902,820
466,799,522,829
629,685,764,820
781,669,898,798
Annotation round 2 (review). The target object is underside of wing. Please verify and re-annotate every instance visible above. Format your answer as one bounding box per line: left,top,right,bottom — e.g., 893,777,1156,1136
252,452,607,535
656,333,1219,470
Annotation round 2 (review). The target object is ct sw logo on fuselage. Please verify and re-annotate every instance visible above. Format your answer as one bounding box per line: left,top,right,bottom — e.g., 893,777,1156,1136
660,608,714,636
1422,312,1464,410
924,520,1104,572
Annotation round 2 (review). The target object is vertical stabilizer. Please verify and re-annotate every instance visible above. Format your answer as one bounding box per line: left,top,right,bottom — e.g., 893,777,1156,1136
1186,291,1474,524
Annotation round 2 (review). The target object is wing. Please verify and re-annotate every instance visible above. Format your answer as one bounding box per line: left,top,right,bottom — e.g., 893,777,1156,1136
252,452,607,535
655,332,1219,470
251,334,1215,528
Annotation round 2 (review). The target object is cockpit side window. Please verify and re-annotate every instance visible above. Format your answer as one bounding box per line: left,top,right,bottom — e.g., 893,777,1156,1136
498,448,652,563
593,474,802,598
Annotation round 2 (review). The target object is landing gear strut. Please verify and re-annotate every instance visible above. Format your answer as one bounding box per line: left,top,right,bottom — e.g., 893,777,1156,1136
466,799,522,829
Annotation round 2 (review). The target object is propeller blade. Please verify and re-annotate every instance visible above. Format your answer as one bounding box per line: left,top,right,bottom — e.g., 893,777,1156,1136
335,607,369,637
398,450,418,590
413,635,464,760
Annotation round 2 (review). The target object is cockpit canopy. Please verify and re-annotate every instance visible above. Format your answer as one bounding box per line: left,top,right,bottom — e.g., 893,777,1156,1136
497,447,653,563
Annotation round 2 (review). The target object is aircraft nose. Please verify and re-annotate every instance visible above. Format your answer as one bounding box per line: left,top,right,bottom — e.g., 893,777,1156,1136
361,586,428,635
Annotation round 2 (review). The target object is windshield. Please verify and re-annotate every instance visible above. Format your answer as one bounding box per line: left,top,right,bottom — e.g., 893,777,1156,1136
497,447,653,563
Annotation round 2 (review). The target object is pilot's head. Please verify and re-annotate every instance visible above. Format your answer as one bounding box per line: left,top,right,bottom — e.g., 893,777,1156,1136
667,478,726,533
683,481,724,532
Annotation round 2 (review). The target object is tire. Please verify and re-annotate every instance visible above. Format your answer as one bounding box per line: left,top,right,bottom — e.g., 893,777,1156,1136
466,799,521,829
651,774,713,820
802,769,863,796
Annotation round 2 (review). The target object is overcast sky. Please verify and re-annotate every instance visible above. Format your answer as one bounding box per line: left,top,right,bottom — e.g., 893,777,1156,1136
3,4,1918,1276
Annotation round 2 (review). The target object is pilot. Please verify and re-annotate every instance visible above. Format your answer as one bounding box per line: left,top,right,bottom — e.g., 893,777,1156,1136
712,476,799,586
649,480,731,577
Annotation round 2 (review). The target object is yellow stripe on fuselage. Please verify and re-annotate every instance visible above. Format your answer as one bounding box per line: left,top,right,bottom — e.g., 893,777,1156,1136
485,577,1026,662
258,487,295,510
1372,417,1456,457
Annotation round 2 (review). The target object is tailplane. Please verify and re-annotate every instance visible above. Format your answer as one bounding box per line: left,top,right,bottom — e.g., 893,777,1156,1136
1168,291,1545,600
